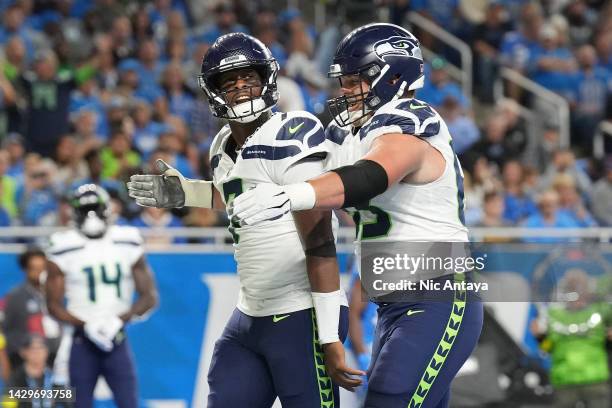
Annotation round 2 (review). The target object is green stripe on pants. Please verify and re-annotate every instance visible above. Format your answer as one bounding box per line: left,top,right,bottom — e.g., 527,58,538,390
311,310,335,408
408,274,467,408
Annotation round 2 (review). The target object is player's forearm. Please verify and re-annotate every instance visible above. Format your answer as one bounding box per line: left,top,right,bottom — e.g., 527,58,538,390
47,303,85,327
307,173,346,210
306,257,341,292
307,157,390,210
119,291,158,323
348,318,367,355
125,257,159,322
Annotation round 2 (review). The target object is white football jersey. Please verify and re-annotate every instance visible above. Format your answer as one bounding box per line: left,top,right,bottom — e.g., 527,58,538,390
210,111,346,316
46,226,143,321
325,98,468,242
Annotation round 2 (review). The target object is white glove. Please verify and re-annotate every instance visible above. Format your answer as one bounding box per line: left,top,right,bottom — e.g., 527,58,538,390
127,159,213,208
83,316,123,352
228,182,316,226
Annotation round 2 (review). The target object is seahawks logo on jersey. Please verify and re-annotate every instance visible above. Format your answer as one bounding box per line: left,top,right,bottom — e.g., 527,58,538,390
374,36,421,61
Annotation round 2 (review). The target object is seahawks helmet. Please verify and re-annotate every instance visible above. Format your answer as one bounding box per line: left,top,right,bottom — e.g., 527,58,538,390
70,184,111,238
198,33,279,123
327,23,424,127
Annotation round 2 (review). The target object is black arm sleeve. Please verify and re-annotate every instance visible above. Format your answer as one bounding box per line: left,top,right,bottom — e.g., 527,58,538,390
332,159,389,208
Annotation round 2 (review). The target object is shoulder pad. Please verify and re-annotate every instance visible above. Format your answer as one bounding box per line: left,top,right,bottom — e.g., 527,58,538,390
209,125,231,171
274,111,325,148
325,121,352,145
47,230,85,256
241,111,326,162
209,125,231,157
109,225,143,247
360,99,440,139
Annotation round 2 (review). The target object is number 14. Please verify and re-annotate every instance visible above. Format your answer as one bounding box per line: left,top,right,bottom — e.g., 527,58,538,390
82,264,123,302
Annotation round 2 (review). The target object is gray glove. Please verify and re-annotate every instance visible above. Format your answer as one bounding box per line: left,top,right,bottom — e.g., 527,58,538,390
127,160,186,208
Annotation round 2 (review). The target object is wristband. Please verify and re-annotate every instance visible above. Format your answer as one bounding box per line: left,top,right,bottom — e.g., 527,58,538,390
182,179,214,208
284,182,316,211
312,290,343,344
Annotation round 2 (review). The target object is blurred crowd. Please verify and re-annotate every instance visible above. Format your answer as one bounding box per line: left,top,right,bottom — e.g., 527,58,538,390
0,0,609,239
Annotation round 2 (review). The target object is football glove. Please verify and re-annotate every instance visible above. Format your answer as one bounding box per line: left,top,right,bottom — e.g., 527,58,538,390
127,159,213,208
228,182,315,226
83,315,123,352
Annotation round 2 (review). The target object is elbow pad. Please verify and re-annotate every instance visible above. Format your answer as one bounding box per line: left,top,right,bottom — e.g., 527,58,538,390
331,159,388,208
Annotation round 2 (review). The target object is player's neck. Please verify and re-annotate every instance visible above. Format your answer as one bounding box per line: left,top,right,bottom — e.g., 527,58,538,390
228,112,271,149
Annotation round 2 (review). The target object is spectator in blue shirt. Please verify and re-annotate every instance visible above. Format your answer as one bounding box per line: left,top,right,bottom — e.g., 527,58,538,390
132,206,186,244
3,133,25,182
156,131,196,179
16,159,59,226
523,190,582,242
528,24,576,97
502,160,538,224
136,39,165,91
570,45,610,151
438,96,479,155
594,33,612,74
132,100,166,158
161,62,196,124
553,174,597,227
411,0,460,33
472,2,513,102
0,4,44,63
197,2,248,45
162,37,188,66
69,77,109,139
499,3,543,72
417,57,469,109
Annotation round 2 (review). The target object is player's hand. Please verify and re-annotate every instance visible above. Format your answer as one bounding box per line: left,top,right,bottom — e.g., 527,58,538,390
228,182,315,226
127,159,186,208
322,341,366,391
84,316,123,352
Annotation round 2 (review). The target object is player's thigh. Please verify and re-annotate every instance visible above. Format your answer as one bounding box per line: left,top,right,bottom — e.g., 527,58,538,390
366,299,483,408
207,315,276,408
101,338,138,408
266,307,349,408
69,332,103,408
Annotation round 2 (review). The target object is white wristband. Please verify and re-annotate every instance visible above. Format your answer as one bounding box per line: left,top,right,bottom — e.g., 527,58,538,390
285,182,316,211
182,179,213,208
312,290,342,345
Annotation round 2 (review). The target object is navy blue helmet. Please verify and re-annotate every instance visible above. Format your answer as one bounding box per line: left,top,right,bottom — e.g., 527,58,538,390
327,23,424,127
198,33,279,123
70,184,111,238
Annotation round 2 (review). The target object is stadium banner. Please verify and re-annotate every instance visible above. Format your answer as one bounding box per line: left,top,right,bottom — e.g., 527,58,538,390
0,245,610,407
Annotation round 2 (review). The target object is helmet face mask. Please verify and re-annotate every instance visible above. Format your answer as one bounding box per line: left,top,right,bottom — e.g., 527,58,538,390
198,33,279,124
70,184,111,239
328,74,374,128
327,23,425,128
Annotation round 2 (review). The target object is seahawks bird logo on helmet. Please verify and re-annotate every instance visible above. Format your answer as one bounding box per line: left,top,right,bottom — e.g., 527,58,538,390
197,33,279,123
70,184,111,239
327,23,425,127
374,36,422,61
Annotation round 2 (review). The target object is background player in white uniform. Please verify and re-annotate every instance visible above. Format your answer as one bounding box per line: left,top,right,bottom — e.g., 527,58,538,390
231,24,484,407
45,184,158,408
127,33,363,407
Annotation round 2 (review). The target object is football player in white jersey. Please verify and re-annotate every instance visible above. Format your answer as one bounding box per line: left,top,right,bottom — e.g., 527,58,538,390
230,24,484,407
127,33,363,407
45,184,158,408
